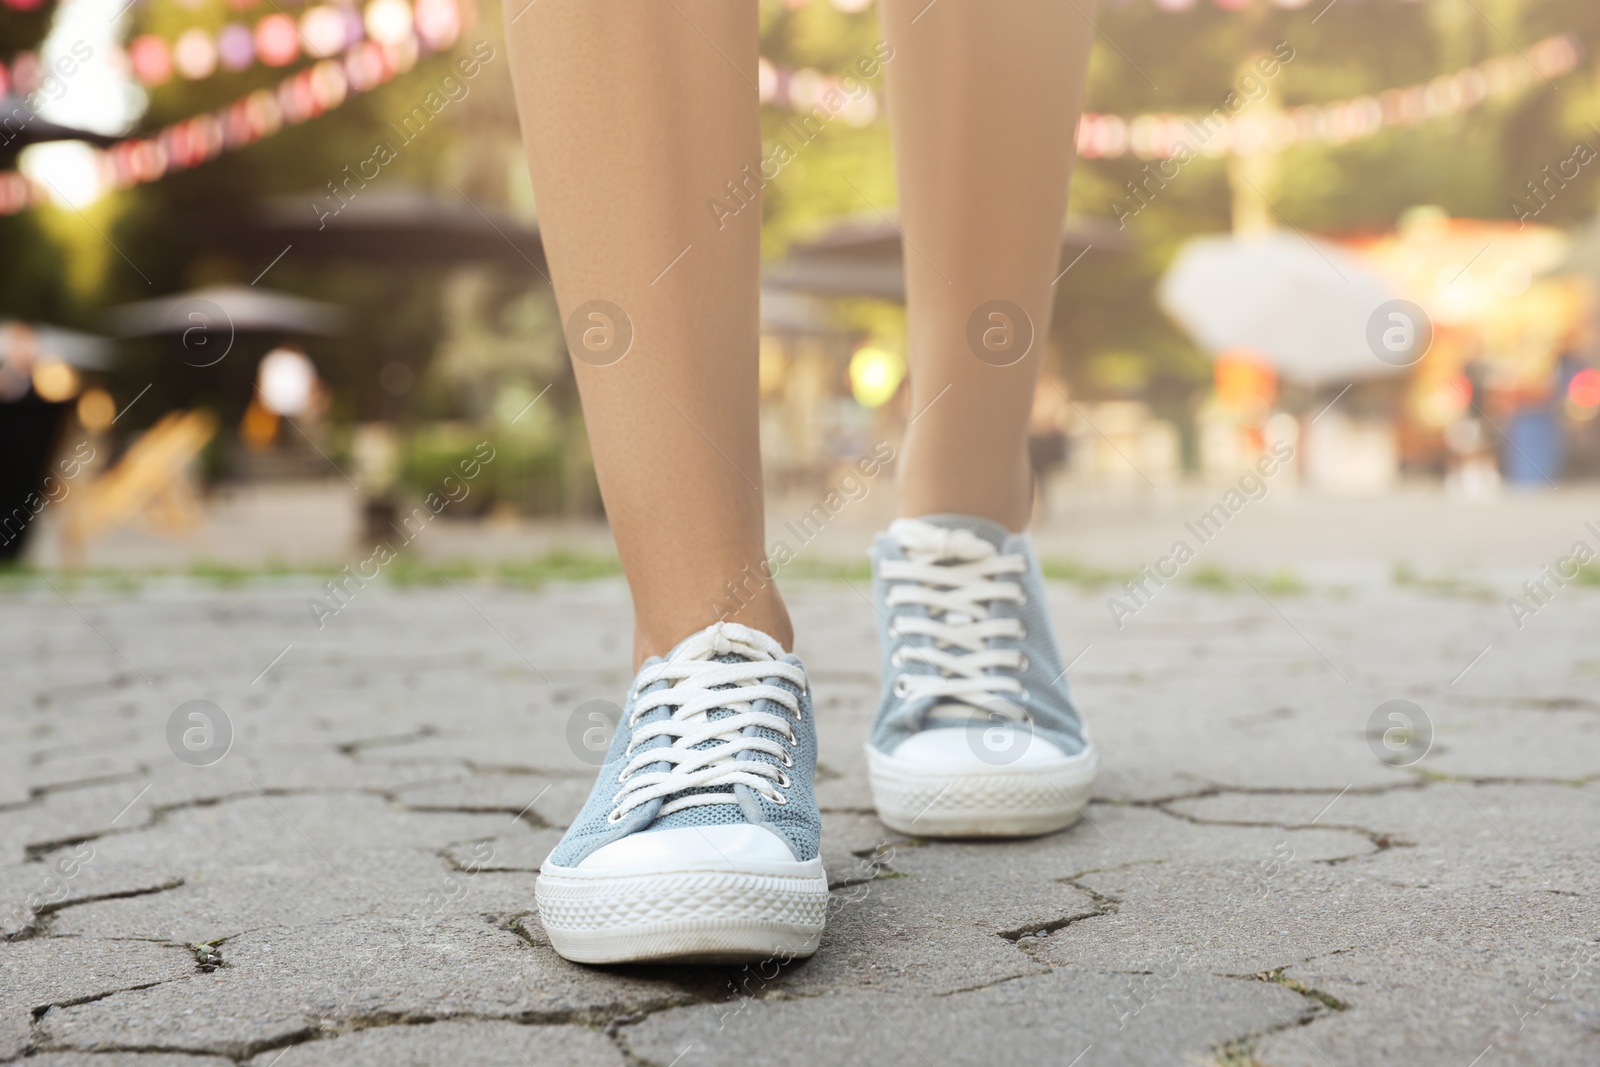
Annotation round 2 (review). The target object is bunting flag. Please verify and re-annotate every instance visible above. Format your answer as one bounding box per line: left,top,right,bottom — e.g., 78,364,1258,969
0,11,1583,216
1076,34,1582,160
2,0,463,92
0,38,415,215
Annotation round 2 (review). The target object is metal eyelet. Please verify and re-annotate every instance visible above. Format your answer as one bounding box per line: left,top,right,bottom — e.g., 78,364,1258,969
768,790,789,805
1017,654,1030,672
776,771,792,789
779,749,793,767
893,677,912,698
606,808,625,824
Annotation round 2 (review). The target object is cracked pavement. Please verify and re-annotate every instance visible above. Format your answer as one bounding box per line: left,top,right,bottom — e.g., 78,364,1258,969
2,576,1596,1065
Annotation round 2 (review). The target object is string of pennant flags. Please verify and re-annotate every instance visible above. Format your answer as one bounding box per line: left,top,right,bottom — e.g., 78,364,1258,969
0,0,465,95
1076,33,1583,160
0,0,1455,9
0,38,419,215
0,10,1584,216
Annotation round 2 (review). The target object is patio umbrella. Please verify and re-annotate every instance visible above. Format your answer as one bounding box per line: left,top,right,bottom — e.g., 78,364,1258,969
1159,231,1404,386
109,285,346,338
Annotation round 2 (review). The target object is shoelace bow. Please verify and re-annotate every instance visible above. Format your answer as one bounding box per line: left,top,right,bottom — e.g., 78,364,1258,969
608,626,805,823
881,520,1031,723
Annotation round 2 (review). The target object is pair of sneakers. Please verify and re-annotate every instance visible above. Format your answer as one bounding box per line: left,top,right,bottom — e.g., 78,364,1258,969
535,514,1097,964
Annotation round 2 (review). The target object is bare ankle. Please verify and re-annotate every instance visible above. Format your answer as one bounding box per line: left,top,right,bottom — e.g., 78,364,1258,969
898,459,1035,533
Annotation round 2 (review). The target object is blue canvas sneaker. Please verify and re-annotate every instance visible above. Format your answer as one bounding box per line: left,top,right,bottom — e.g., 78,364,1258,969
865,515,1097,837
535,621,828,964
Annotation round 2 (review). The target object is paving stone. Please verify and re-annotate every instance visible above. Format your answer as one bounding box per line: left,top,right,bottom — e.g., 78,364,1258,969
621,967,1316,1067
1253,942,1600,1067
756,868,1060,997
0,844,182,937
244,1020,624,1066
1029,825,1600,1064
809,681,879,813
42,793,539,943
1412,701,1600,780
0,1010,29,1061
1036,849,1596,972
36,918,722,1059
140,748,469,808
20,1054,235,1066
817,811,905,887
0,938,195,1021
444,829,565,872
0,782,160,866
5,580,1599,1066
395,773,586,817
520,778,601,829
18,753,146,795
1163,781,1600,910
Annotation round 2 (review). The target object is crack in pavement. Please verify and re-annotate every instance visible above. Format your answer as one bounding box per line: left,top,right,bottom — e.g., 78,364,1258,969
1409,767,1600,787
461,761,597,780
27,976,188,1022
335,725,439,757
17,780,557,864
1097,778,1429,810
0,769,152,813
5,878,187,941
31,966,724,1064
996,902,1109,944
1145,801,1411,860
1244,966,1350,1013
1207,965,1351,1067
929,969,1049,999
7,622,1595,1064
1456,695,1600,713
982,873,1123,956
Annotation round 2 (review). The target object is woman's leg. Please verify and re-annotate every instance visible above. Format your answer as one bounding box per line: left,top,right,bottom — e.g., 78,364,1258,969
504,0,787,665
878,0,1096,531
862,0,1100,839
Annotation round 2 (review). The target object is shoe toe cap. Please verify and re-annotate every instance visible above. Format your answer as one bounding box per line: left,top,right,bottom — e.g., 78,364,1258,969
888,724,1073,772
572,823,798,873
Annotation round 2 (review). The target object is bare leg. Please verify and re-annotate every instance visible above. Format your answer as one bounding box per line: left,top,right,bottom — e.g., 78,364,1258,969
878,0,1096,531
505,1,788,665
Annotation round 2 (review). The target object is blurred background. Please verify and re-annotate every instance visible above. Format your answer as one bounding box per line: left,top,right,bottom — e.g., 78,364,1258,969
4,0,1600,584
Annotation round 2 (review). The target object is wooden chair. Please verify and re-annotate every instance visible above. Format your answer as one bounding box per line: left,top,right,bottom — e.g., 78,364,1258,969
60,410,217,567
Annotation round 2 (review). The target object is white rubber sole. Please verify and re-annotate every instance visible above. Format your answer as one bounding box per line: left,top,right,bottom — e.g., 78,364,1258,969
866,740,1098,838
535,858,829,964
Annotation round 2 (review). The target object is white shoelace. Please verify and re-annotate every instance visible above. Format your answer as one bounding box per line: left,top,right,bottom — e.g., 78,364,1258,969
881,519,1030,723
608,624,805,824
